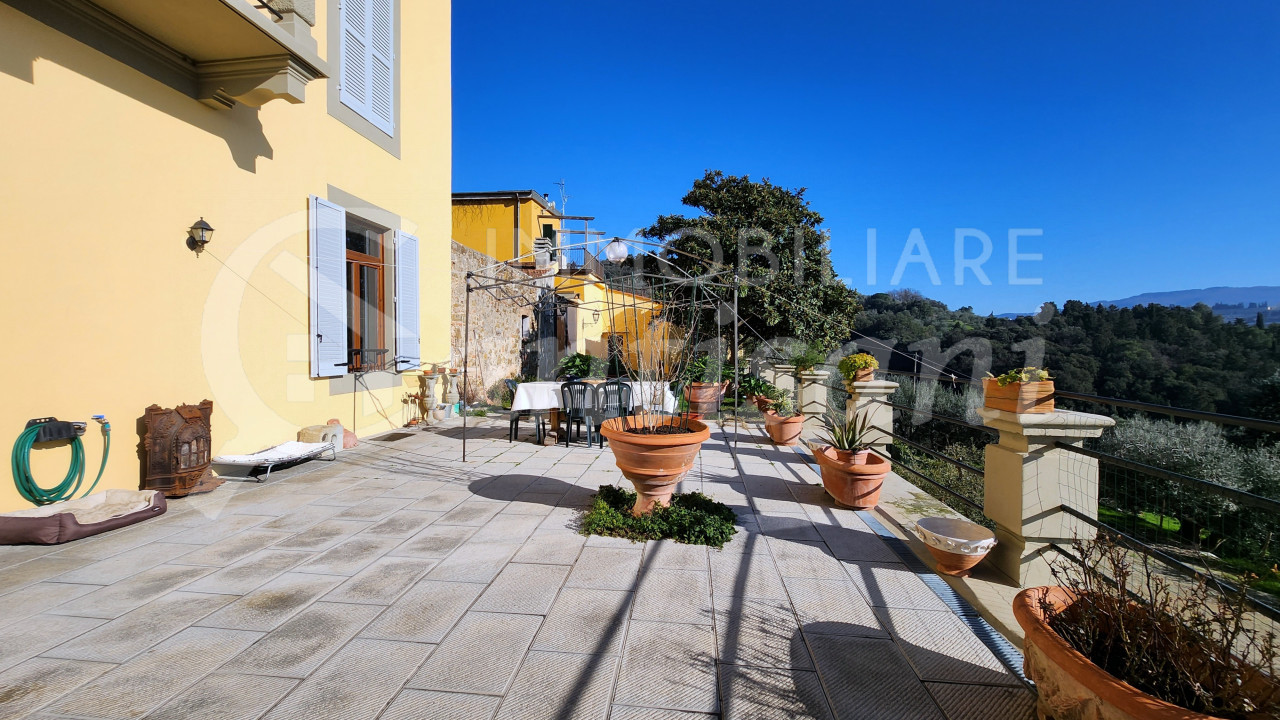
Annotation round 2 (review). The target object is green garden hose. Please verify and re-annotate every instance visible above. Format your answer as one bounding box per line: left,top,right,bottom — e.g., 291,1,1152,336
11,419,111,506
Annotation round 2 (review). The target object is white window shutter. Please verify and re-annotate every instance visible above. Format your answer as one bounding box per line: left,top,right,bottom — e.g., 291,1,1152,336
393,230,420,372
309,196,349,378
368,0,395,134
338,0,369,118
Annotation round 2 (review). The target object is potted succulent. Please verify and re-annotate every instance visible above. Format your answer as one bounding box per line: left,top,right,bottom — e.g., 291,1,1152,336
1014,534,1278,720
812,412,891,508
837,352,879,389
983,367,1055,414
760,387,804,446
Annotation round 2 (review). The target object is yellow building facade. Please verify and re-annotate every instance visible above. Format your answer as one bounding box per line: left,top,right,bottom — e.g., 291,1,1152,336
452,191,563,263
0,0,452,512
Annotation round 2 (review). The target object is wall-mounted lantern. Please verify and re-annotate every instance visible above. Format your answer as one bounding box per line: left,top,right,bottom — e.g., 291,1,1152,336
187,218,215,255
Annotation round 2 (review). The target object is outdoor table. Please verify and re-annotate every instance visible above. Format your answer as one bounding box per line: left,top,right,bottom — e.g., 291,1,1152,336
509,381,678,413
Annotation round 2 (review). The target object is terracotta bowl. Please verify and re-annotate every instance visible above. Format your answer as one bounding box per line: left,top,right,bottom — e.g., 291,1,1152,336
913,517,996,577
599,416,710,516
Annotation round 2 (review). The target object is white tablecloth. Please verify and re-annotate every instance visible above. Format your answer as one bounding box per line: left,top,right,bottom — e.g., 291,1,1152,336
510,381,677,413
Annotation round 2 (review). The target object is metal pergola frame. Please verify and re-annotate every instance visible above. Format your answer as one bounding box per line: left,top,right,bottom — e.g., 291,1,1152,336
459,237,745,461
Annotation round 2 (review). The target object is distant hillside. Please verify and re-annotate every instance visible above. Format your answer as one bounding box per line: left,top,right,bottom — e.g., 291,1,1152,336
1093,286,1280,310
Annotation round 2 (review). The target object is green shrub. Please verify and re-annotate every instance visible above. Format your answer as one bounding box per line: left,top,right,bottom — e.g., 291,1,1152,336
789,343,826,372
580,485,738,548
837,352,879,379
558,352,605,379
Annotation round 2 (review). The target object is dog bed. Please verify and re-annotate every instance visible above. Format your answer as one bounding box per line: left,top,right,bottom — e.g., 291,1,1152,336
0,489,167,545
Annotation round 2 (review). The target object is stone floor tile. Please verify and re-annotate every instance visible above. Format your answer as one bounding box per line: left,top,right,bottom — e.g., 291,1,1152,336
614,620,718,713
512,531,586,565
46,564,212,619
754,512,823,541
380,689,501,720
333,496,414,521
48,542,183,586
391,524,479,558
925,682,1037,720
875,607,1022,686
46,626,263,720
713,596,807,669
309,485,386,507
469,513,545,544
181,548,313,595
805,634,946,719
473,561,569,614
260,638,433,720
564,546,643,591
378,479,450,499
294,535,400,576
719,665,833,720
531,586,631,655
844,562,951,611
160,515,275,546
709,548,787,600
0,556,90,597
196,572,345,631
171,529,292,567
221,601,383,677
271,518,371,551
43,590,235,663
48,521,184,558
766,539,848,580
407,611,542,694
0,613,104,672
493,650,618,720
407,489,473,512
609,708,718,720
256,503,345,533
323,557,436,604
437,500,507,527
642,540,709,571
361,579,487,643
631,568,712,625
812,519,901,563
425,541,521,583
0,543,61,571
363,509,443,537
0,581,101,628
0,657,115,720
782,576,887,638
146,673,299,720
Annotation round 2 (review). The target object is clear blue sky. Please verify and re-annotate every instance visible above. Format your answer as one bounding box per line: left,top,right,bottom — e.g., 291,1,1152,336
452,2,1280,315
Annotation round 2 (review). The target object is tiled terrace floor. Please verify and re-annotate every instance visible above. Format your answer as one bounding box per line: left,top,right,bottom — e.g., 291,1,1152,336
0,420,1036,720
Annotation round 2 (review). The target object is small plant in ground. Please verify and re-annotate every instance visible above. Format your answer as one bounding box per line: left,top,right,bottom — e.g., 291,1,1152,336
580,485,738,548
837,352,879,379
1042,533,1279,719
987,367,1052,386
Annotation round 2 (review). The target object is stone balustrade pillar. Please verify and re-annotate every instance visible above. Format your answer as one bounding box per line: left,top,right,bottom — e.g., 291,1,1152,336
797,370,830,431
844,379,899,455
978,408,1115,586
767,363,797,397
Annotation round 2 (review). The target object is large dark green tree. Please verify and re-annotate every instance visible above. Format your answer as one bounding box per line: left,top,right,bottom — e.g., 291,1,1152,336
639,171,861,355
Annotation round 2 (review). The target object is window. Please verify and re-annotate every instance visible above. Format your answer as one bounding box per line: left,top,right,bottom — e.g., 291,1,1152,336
309,195,419,378
345,216,386,371
338,0,396,136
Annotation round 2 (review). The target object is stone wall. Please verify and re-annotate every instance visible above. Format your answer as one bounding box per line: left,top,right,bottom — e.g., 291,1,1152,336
450,241,545,403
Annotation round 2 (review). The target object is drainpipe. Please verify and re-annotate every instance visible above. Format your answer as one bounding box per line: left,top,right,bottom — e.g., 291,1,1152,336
513,192,521,260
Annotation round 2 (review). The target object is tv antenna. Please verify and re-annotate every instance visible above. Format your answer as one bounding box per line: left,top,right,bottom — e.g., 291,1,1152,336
555,179,570,215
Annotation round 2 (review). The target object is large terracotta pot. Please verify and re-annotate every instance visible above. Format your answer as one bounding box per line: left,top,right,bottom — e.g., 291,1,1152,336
683,381,727,416
813,446,889,509
983,378,1055,414
599,416,710,516
1014,587,1227,720
762,410,804,446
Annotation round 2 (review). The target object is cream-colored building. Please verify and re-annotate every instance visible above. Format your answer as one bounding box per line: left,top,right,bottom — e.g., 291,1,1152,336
0,0,452,512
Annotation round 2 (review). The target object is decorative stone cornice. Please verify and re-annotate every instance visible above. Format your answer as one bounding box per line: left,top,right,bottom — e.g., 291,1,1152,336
197,54,324,108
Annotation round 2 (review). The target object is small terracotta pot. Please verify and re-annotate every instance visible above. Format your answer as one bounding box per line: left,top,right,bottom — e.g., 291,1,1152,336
813,446,889,508
913,517,996,577
983,378,1055,414
854,367,875,382
599,416,710,516
762,410,804,446
1014,587,1232,720
683,381,726,416
833,448,872,464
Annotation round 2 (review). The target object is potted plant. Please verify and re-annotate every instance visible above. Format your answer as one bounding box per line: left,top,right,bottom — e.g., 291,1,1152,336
737,373,773,408
1014,534,1278,720
790,343,826,374
983,367,1055,414
811,412,891,508
760,387,805,446
681,355,732,416
597,318,710,516
837,352,879,389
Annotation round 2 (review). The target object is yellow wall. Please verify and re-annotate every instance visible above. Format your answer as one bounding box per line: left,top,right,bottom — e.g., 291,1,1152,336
555,276,660,360
0,2,452,511
452,197,561,262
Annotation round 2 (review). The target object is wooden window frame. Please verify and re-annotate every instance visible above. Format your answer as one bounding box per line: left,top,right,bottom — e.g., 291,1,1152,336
346,218,386,372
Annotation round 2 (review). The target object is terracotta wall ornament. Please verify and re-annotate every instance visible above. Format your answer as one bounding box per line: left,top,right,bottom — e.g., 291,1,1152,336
142,400,222,497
